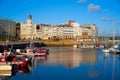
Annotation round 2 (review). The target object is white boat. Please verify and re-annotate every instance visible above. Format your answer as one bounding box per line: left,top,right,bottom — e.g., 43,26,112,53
109,44,120,54
73,44,78,48
102,48,110,53
114,43,120,54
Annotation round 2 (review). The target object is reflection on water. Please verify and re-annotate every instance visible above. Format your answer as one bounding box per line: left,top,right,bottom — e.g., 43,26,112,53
0,65,31,80
3,47,120,80
35,47,98,68
0,70,11,80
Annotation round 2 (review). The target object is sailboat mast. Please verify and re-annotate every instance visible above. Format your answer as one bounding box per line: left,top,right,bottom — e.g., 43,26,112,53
112,20,115,46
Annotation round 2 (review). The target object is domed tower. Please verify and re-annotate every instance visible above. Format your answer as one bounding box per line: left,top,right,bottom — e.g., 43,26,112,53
27,14,32,24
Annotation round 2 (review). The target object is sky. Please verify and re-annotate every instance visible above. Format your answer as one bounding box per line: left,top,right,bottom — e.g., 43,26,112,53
0,0,120,36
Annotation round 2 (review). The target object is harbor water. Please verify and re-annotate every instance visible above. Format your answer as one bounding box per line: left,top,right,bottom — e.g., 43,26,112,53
1,47,120,80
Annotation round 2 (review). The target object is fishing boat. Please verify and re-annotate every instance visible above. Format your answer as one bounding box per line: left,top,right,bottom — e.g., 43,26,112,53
16,48,47,57
34,47,49,54
0,52,29,68
0,64,12,71
15,43,48,57
0,70,12,76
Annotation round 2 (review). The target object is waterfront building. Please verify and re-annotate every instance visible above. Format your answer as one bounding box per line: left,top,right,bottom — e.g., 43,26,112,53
20,15,36,40
51,24,73,40
60,24,74,40
82,24,98,37
36,24,52,40
36,21,81,41
82,24,98,45
19,15,98,45
0,17,16,41
63,20,82,40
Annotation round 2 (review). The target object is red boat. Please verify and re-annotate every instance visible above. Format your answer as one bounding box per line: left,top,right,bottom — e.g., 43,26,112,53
25,43,49,54
18,67,30,73
34,47,49,53
34,52,46,57
16,48,47,57
0,53,29,68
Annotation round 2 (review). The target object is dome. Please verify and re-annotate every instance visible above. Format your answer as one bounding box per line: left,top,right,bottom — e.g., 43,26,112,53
27,14,32,24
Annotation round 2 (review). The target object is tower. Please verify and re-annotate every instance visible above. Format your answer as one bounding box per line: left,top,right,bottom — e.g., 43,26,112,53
27,14,32,24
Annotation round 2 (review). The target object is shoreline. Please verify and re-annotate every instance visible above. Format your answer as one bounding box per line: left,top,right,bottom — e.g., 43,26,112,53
0,40,113,47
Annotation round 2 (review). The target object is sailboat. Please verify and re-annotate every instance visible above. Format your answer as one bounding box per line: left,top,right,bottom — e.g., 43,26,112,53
102,30,110,53
102,45,110,53
109,43,120,54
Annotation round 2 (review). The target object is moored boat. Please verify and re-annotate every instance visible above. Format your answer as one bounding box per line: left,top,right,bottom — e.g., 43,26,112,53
102,48,110,53
109,43,120,54
0,64,12,71
15,49,47,57
73,44,78,48
0,52,29,68
0,70,12,76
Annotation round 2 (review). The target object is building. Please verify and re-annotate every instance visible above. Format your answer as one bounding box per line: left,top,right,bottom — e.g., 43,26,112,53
82,24,98,45
0,17,16,41
36,24,52,40
19,15,98,45
64,20,82,39
82,24,98,37
20,15,36,40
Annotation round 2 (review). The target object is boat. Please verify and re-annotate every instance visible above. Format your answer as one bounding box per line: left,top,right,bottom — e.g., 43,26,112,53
16,48,47,57
109,43,120,54
34,47,49,54
18,66,30,73
102,48,110,53
0,64,12,71
15,43,48,57
0,70,12,76
73,44,78,48
0,52,29,68
102,45,110,53
113,43,120,54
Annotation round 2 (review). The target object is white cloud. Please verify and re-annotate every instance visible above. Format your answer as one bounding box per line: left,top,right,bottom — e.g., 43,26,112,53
78,0,87,3
88,4,101,12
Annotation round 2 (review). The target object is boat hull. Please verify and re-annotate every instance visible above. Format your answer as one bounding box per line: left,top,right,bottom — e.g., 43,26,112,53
102,49,110,53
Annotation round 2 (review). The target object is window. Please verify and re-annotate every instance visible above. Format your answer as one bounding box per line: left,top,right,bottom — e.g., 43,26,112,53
36,26,39,30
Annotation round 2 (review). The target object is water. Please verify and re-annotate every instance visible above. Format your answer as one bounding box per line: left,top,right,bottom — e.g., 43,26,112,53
1,47,120,80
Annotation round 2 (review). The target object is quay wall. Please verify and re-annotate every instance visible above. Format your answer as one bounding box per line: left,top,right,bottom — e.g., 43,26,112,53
0,40,77,46
1,39,120,49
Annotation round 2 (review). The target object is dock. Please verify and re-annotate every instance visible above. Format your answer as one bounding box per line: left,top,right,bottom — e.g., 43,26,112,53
0,64,12,71
0,70,12,76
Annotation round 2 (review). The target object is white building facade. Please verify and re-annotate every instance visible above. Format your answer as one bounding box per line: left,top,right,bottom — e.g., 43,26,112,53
19,15,98,45
20,15,36,40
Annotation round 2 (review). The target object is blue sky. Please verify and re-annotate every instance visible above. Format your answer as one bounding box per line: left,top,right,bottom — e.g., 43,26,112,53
0,0,120,36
